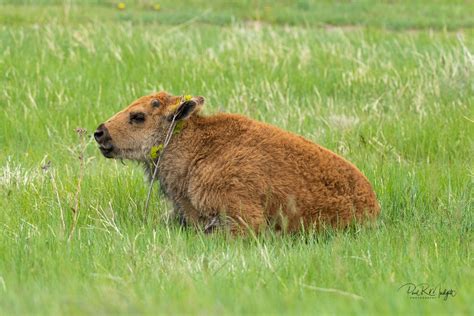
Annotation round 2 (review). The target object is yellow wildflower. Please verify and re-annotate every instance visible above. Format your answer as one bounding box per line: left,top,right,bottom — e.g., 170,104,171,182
150,144,163,159
117,2,126,10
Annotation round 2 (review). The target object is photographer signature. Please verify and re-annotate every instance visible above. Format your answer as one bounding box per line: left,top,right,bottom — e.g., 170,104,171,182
398,283,456,301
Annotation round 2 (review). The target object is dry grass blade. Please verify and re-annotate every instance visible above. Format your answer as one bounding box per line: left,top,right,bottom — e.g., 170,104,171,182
68,128,88,242
143,115,178,224
301,283,364,300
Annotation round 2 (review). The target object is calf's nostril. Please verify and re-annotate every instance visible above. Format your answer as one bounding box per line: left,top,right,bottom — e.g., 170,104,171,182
94,129,104,142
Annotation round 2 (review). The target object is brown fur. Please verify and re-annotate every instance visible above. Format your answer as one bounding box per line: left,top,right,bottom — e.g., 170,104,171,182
95,92,380,234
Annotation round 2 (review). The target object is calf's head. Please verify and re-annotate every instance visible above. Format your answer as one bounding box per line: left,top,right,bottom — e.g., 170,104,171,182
94,91,204,161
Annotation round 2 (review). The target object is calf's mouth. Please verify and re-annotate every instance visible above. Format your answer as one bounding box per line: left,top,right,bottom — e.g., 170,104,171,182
99,144,115,158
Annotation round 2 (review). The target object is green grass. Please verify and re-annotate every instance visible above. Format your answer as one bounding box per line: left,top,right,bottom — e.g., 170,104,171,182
0,1,473,315
1,0,474,30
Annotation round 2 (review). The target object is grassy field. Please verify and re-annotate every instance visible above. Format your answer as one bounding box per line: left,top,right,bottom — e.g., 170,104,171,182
0,1,473,315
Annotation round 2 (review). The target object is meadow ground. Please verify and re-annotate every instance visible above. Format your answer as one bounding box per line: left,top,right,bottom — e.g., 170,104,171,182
0,1,473,315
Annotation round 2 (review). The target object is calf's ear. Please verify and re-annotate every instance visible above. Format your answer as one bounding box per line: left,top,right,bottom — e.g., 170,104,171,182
168,96,205,121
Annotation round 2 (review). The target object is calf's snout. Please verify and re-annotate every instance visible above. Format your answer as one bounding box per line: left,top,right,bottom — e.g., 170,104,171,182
94,123,109,144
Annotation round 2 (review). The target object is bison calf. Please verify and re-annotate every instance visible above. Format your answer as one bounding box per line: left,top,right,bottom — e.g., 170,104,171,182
95,92,380,233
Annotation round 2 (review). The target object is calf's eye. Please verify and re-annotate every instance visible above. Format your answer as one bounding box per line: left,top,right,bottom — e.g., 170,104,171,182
129,112,145,124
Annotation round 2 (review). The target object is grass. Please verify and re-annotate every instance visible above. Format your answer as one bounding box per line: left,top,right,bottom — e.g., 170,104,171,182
0,1,473,315
1,0,474,30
